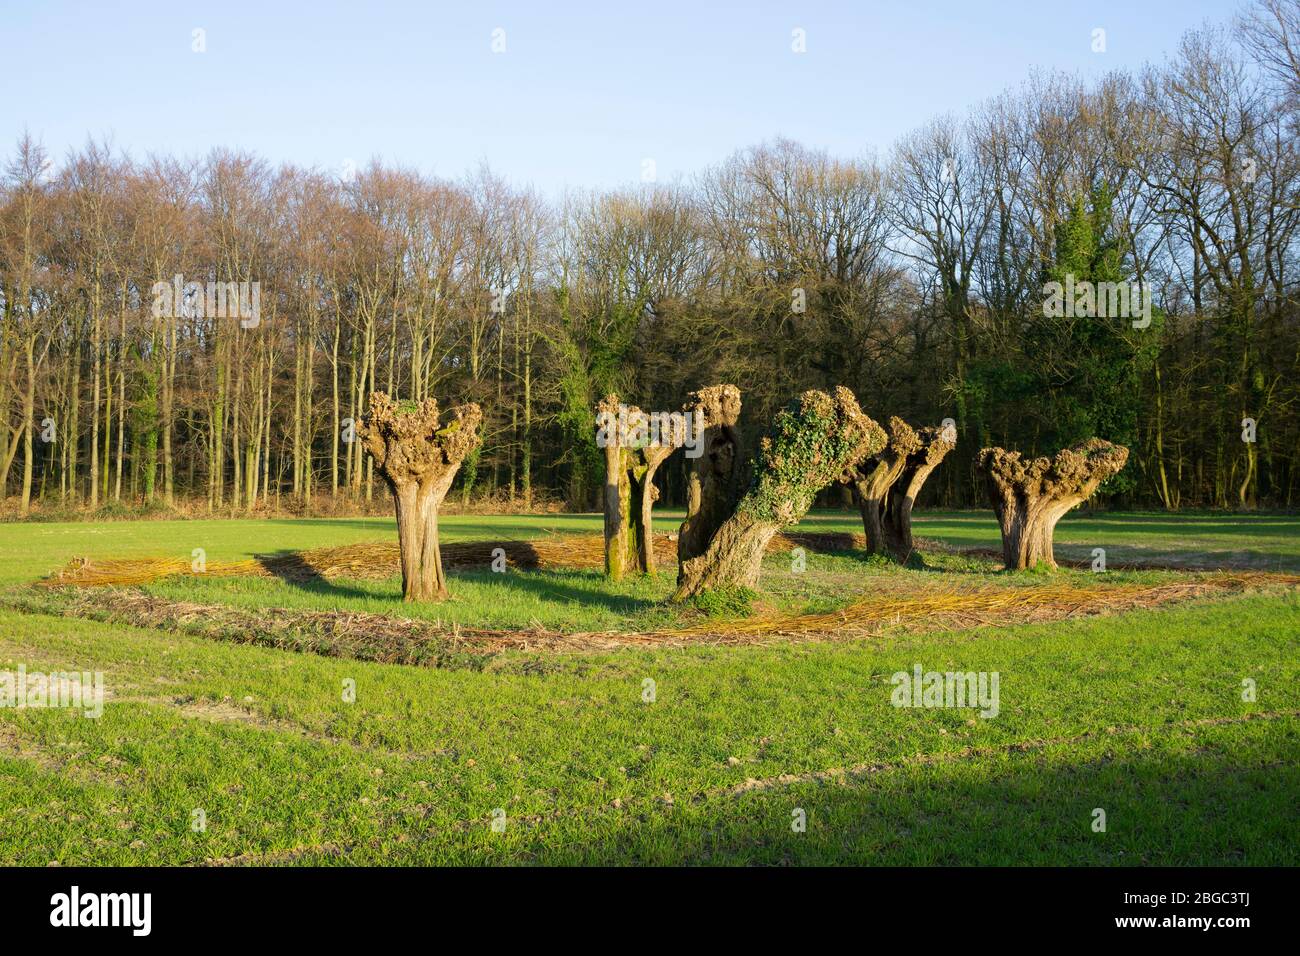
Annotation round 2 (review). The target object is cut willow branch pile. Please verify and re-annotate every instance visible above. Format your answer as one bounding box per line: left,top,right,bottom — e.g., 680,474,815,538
40,531,877,588
12,572,1296,662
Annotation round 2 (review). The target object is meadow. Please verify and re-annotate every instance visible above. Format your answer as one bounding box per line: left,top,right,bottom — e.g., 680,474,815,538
0,509,1296,865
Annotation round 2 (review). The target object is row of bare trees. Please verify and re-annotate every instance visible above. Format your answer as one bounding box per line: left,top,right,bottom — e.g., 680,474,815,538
2,7,1298,516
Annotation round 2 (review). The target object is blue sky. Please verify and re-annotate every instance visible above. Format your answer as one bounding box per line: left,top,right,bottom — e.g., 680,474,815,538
3,0,1240,194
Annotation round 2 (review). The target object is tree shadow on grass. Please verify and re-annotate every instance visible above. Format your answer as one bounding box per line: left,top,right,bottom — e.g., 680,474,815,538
484,742,1300,866
452,568,666,616
251,552,386,601
908,552,1007,575
253,549,664,616
1059,515,1300,536
1053,544,1300,573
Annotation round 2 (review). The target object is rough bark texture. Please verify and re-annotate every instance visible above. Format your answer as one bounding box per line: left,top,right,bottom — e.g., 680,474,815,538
358,391,481,601
881,424,956,561
677,384,743,575
596,395,677,579
977,438,1129,570
841,416,920,556
597,395,637,580
638,442,674,574
674,387,885,600
842,417,955,561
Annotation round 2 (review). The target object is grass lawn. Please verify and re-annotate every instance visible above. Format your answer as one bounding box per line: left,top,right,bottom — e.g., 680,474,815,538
0,510,1296,865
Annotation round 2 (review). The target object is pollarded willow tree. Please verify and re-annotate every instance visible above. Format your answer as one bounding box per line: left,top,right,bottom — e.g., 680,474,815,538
882,423,956,560
842,415,918,555
596,395,677,579
842,417,955,561
358,391,482,600
677,384,743,575
674,387,886,600
977,438,1129,570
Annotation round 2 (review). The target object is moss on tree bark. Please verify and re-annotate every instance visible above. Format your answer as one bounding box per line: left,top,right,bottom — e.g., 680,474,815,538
597,395,676,579
674,387,885,600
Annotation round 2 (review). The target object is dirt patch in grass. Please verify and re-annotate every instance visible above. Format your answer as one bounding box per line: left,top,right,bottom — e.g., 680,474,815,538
720,708,1300,795
8,570,1296,666
171,696,272,727
39,531,878,588
0,722,66,774
0,720,129,788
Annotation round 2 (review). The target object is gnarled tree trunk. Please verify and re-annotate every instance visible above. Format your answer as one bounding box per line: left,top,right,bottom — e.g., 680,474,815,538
598,394,640,581
672,509,777,597
844,418,955,561
842,416,920,555
677,384,742,575
881,423,955,560
596,395,677,579
675,387,886,600
977,438,1129,570
638,443,674,574
359,391,481,601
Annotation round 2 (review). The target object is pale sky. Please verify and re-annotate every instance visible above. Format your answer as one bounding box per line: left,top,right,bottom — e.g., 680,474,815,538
2,0,1242,194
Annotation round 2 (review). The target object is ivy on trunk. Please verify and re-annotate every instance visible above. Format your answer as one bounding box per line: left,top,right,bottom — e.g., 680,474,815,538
674,387,885,600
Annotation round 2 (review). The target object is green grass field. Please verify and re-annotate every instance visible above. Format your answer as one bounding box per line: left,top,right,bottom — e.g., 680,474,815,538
0,509,1297,865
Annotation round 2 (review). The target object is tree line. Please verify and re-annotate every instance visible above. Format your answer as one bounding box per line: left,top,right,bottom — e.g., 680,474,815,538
2,7,1298,516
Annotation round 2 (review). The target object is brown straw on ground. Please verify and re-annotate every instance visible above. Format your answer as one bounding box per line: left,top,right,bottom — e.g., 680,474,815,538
39,531,876,588
16,568,1297,660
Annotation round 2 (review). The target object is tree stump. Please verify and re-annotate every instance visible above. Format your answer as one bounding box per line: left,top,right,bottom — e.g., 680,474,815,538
674,387,886,600
358,392,482,601
977,438,1129,570
677,384,743,576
